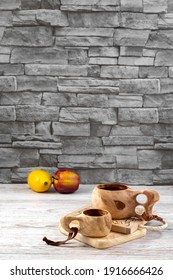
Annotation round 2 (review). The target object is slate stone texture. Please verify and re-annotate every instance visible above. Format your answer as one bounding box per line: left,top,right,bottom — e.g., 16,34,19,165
0,0,173,185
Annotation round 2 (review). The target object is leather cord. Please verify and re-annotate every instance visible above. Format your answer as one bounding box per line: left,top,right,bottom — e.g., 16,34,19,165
43,227,78,246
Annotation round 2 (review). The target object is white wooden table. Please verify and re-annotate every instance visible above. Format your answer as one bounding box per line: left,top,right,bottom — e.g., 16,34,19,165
0,184,172,260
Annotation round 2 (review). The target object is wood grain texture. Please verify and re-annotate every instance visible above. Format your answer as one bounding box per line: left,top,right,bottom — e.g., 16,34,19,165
0,184,172,259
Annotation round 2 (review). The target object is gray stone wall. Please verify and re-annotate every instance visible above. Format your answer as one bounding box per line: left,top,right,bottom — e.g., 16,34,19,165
0,0,173,185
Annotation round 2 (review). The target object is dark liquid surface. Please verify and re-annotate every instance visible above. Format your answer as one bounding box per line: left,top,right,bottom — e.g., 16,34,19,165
84,209,107,216
99,185,127,191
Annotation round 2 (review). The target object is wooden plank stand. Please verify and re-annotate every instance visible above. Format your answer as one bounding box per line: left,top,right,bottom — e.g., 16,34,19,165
59,205,147,249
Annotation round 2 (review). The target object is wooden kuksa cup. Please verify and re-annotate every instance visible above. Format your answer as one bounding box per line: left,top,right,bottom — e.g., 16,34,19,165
60,208,112,237
91,183,160,220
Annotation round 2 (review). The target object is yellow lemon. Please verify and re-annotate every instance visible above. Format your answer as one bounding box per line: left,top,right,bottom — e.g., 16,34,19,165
27,169,52,193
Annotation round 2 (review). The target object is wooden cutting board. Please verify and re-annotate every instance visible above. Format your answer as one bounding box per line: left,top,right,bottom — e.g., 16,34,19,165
59,205,147,249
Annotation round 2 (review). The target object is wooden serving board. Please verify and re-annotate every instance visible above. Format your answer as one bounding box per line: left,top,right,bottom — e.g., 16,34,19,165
59,205,147,249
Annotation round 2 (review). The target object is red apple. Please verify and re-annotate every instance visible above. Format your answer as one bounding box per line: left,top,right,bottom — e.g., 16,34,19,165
53,169,80,194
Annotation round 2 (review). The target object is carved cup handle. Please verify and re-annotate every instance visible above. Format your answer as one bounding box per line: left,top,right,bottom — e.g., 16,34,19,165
136,189,160,221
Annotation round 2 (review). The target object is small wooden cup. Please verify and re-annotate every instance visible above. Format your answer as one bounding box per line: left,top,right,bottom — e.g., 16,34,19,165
91,183,160,220
60,208,112,237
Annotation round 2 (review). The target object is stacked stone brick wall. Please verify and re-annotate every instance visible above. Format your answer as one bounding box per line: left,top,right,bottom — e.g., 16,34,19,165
0,0,173,185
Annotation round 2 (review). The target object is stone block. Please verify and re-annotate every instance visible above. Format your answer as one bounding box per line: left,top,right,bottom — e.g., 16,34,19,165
0,54,9,63
118,108,159,124
35,122,51,135
0,134,11,144
0,106,16,122
12,135,62,150
0,77,16,92
140,124,173,136
25,64,88,76
12,122,35,135
169,67,173,76
158,13,173,29
0,11,12,26
118,57,154,66
11,47,68,64
108,95,142,107
89,57,117,65
19,149,39,167
58,154,116,169
39,154,57,167
12,140,61,149
0,148,20,167
0,122,34,134
159,109,173,123
0,64,24,75
55,27,113,37
0,92,42,105
0,169,11,183
0,46,11,54
89,47,119,57
161,151,173,169
1,27,54,47
59,107,117,125
120,12,158,29
110,125,142,136
114,29,150,46
138,150,162,169
104,146,137,155
52,122,90,136
155,143,173,150
88,65,100,77
40,149,62,155
68,49,88,65
58,86,117,94
117,155,138,169
0,0,21,10
139,67,168,78
77,94,108,107
143,49,156,57
155,50,173,66
153,170,173,185
90,123,111,137
0,28,4,42
58,77,119,87
120,79,160,94
77,169,117,184
13,10,67,26
68,12,119,27
143,94,173,108
41,0,60,9
102,136,153,146
61,0,119,4
168,0,173,12
21,0,41,9
17,76,58,92
36,10,68,26
120,0,142,12
55,36,113,47
120,46,143,57
61,137,103,155
118,169,153,185
146,31,173,49
160,78,173,93
16,105,59,122
101,66,138,78
42,92,77,106
143,0,167,13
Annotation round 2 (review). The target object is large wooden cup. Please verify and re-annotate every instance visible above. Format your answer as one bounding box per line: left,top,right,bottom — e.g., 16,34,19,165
91,183,160,220
60,208,112,237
